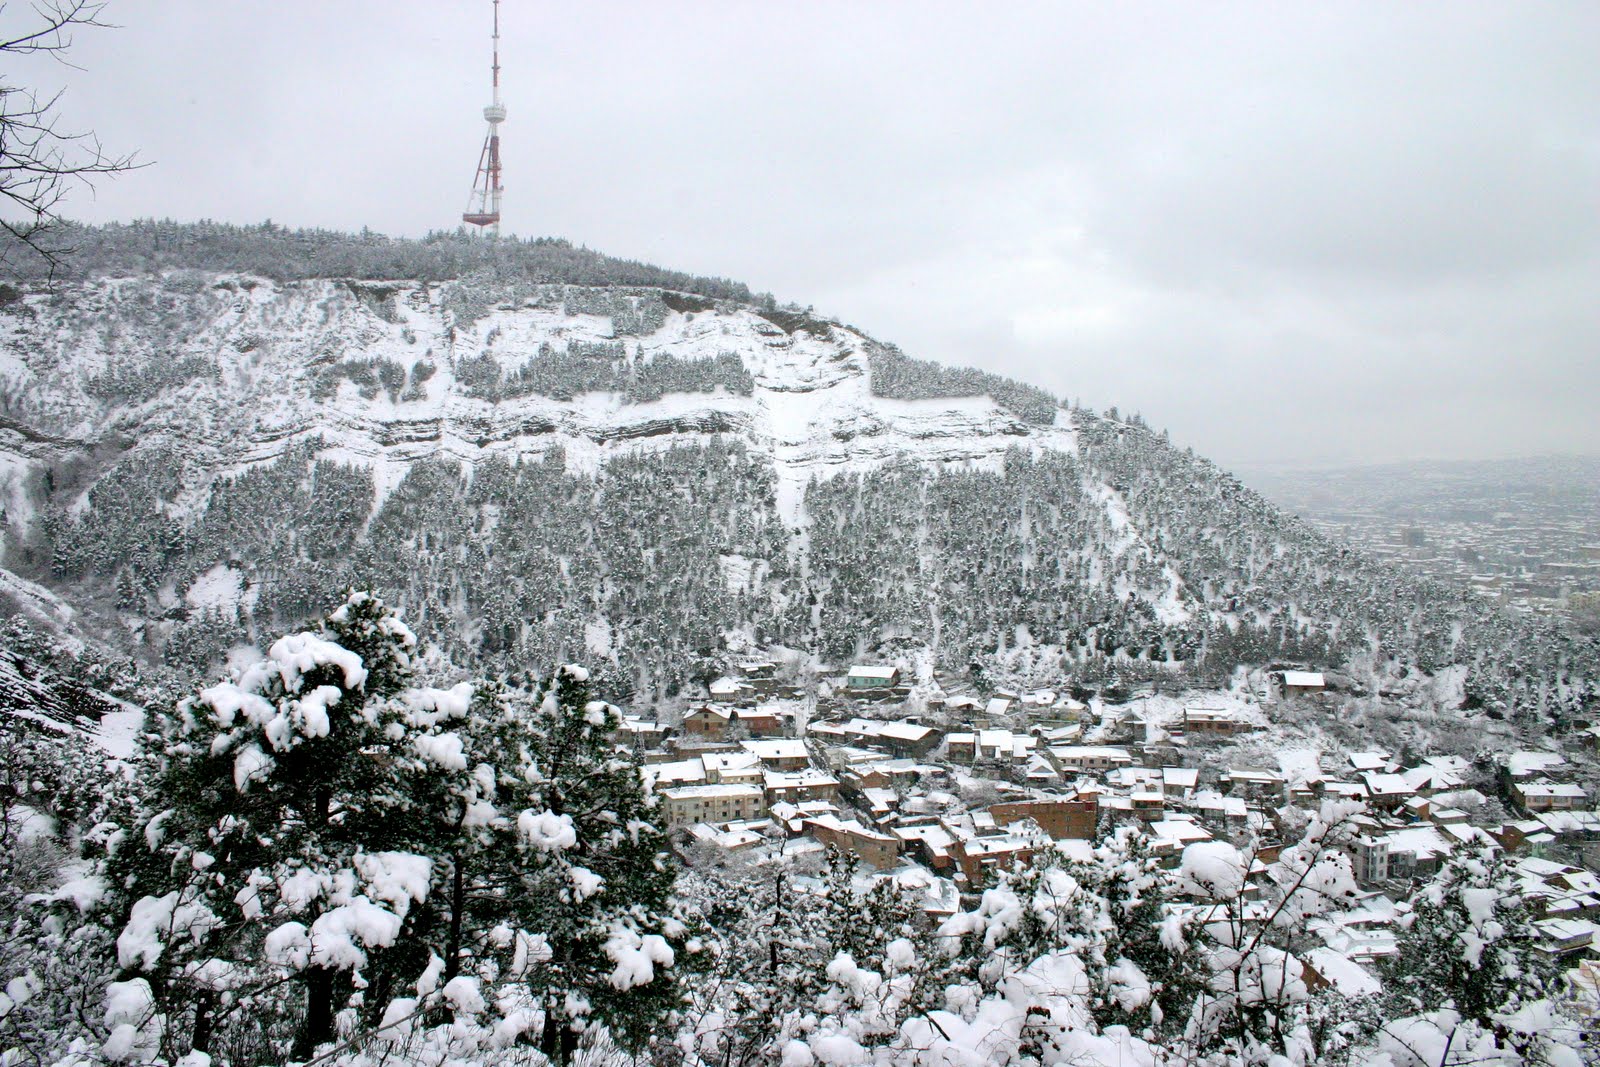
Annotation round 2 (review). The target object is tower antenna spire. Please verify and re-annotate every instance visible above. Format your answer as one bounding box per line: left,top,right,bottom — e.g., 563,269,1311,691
463,0,505,235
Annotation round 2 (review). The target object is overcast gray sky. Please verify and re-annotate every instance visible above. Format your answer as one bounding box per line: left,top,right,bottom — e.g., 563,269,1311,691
9,1,1599,468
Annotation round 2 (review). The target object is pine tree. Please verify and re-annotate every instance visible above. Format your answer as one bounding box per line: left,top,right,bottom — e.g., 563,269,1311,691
1382,849,1556,1027
477,665,689,1065
109,591,429,1060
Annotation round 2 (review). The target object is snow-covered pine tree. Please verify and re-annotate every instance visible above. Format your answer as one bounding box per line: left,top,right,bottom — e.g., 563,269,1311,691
479,665,688,1065
1381,849,1556,1027
1078,829,1206,1039
109,591,428,1061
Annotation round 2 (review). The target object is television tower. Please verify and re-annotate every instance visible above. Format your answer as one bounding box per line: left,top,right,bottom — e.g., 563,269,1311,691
463,0,505,235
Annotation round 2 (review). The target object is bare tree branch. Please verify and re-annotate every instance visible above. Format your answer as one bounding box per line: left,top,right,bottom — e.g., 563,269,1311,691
0,0,144,278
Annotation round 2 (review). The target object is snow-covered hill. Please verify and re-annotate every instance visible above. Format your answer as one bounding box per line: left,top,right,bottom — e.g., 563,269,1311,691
0,275,1066,526
0,231,1593,718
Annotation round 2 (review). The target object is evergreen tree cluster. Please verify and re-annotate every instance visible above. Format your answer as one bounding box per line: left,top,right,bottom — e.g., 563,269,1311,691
34,418,1600,722
11,221,762,305
456,340,753,404
2,593,688,1066
867,346,1059,425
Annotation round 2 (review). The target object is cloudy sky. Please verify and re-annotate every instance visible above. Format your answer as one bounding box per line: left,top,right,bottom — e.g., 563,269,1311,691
9,1,1599,468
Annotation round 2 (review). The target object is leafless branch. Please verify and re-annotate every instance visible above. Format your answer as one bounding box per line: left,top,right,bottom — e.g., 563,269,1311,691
0,0,144,277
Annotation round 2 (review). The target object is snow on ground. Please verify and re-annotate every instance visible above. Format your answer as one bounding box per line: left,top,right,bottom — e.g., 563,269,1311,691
0,565,77,629
95,703,147,759
185,564,249,612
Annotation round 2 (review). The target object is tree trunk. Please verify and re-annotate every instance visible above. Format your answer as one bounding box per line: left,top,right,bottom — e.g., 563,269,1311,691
293,966,339,1060
190,988,215,1053
539,1000,579,1066
444,852,466,983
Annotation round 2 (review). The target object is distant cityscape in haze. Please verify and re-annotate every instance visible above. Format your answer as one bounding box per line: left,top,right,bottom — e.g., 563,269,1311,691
1245,455,1600,629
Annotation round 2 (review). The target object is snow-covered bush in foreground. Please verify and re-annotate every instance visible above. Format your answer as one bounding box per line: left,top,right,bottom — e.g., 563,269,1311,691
18,592,688,1067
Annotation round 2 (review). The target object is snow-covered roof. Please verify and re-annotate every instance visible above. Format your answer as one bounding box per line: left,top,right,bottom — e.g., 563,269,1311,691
764,769,840,789
659,783,763,799
1503,751,1568,777
1147,818,1212,846
876,721,937,741
1517,781,1587,799
701,752,762,774
1281,671,1325,688
804,813,894,842
1228,767,1284,783
1383,825,1452,858
847,665,898,680
1305,948,1381,996
1362,773,1413,797
1049,745,1133,761
739,738,809,761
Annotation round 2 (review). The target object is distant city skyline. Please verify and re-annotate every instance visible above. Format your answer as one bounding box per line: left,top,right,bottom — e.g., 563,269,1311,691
5,1,1597,468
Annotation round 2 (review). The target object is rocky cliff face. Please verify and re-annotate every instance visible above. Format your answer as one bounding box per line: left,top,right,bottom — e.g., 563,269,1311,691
0,264,1590,717
0,275,1065,525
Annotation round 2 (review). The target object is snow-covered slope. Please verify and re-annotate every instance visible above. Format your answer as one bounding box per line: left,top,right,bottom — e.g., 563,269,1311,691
0,276,1066,527
0,268,1591,719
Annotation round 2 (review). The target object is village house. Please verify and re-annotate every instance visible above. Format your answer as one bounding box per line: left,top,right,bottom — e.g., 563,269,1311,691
979,729,1037,762
1361,772,1416,811
1348,751,1394,774
1533,918,1599,959
1183,707,1256,735
949,829,1047,886
1278,670,1327,699
739,738,811,771
686,820,772,854
845,664,901,691
988,794,1098,840
1499,750,1569,782
1131,791,1166,821
613,714,670,745
1145,817,1214,865
1227,767,1286,803
944,732,977,761
708,677,758,707
875,721,943,758
1351,835,1390,885
1162,767,1200,798
891,822,958,873
1025,755,1060,786
768,799,844,836
733,706,784,736
1401,763,1467,796
1383,825,1453,880
698,752,766,786
656,783,766,829
763,768,841,804
1048,745,1135,774
681,704,733,740
805,813,899,869
1512,779,1590,813
813,717,943,759
1191,791,1249,834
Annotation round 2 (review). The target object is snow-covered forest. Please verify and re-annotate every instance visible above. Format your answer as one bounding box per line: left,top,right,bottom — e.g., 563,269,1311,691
1,593,1589,1067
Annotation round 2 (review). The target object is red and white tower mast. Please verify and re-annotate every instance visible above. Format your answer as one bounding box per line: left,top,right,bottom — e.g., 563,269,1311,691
463,0,505,235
